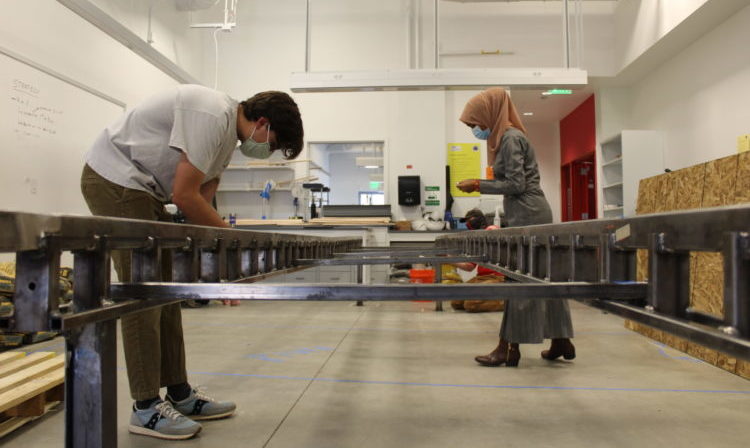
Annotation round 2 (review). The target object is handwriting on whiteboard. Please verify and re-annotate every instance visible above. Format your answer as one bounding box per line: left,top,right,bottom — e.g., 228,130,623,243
10,78,62,138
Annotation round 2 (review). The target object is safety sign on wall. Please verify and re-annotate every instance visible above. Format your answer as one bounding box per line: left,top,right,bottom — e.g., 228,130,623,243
425,186,440,206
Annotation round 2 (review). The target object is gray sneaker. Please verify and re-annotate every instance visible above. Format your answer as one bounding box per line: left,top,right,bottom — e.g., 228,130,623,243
167,387,236,421
129,400,202,440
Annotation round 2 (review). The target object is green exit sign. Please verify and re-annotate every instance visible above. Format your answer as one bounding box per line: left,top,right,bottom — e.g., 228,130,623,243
369,181,381,190
543,89,573,95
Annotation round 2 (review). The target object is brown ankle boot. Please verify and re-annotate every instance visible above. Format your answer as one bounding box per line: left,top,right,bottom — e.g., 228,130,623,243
541,338,576,361
475,339,520,367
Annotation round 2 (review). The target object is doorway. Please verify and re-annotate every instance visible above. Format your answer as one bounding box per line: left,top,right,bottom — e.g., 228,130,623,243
308,141,386,205
561,154,597,221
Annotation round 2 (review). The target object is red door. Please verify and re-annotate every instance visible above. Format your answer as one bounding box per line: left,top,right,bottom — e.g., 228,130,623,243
561,154,597,221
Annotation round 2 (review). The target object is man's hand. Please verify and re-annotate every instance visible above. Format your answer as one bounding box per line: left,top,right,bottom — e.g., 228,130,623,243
456,179,480,193
172,153,228,228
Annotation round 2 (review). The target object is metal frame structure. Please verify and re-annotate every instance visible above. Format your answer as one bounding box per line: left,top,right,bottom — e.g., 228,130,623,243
0,204,748,447
435,204,750,361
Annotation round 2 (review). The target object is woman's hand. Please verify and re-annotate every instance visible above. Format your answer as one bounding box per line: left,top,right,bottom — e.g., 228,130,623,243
456,179,480,193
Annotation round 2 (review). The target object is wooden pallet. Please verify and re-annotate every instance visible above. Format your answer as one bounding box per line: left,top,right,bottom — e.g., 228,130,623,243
0,351,65,438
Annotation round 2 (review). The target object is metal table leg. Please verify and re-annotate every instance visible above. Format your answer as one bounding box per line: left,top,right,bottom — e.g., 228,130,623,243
434,264,443,311
66,244,118,448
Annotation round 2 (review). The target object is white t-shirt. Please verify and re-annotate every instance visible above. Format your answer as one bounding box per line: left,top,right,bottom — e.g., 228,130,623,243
86,85,239,202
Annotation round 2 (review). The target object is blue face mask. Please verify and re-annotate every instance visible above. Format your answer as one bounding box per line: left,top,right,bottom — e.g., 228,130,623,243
239,124,272,159
472,125,491,140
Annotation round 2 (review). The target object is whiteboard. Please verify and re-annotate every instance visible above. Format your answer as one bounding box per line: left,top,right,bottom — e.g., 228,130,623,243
0,50,125,215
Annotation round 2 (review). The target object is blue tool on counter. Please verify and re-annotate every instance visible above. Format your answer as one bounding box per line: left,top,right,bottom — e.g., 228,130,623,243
260,180,275,219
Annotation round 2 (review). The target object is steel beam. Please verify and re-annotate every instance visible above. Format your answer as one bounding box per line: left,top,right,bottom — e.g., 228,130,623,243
66,243,117,447
108,282,647,303
14,238,61,332
584,298,750,361
298,255,486,266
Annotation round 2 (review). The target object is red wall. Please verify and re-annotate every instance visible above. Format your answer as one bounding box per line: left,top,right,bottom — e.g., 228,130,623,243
560,94,597,221
560,95,596,166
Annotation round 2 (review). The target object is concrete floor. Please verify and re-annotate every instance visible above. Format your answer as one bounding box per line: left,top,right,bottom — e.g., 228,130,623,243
3,300,749,447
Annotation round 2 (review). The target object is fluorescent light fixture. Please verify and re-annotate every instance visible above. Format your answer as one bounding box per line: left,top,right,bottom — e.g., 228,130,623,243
364,165,380,169
291,68,587,92
356,156,384,168
523,112,534,116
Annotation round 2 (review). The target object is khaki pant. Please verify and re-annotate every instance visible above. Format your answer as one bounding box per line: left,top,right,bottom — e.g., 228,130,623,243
81,164,187,400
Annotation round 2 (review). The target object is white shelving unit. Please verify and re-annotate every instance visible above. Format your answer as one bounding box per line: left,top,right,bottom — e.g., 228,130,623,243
216,149,329,220
599,130,665,218
216,149,297,219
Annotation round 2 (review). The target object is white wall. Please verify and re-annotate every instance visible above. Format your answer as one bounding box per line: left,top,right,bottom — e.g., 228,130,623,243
625,4,750,170
437,0,617,76
614,0,709,71
1,1,180,108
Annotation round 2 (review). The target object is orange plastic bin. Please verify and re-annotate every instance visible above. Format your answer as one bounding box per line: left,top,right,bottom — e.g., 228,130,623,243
409,269,435,302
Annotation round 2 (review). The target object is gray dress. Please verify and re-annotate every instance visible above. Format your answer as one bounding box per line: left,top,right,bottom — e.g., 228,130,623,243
478,128,574,343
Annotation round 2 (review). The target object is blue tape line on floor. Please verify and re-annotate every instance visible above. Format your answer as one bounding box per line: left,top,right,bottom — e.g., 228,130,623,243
184,370,750,395
185,322,629,336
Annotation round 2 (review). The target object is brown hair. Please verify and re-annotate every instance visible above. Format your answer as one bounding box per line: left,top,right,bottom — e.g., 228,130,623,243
463,208,488,230
241,91,304,159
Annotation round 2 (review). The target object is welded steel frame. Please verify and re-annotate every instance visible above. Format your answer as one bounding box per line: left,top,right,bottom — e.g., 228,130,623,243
1,205,750,447
0,210,362,448
435,204,750,361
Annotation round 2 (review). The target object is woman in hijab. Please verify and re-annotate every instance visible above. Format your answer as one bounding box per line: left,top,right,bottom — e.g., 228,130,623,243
456,87,575,367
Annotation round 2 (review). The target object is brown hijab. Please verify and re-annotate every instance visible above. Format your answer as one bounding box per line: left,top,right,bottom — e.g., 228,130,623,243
459,87,527,165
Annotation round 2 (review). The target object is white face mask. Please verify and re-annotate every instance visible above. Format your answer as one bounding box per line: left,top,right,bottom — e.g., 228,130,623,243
239,124,272,159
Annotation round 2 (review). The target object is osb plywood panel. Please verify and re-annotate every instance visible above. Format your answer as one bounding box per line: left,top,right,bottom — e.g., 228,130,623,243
735,151,750,204
653,173,675,213
635,175,662,282
624,321,749,380
691,155,738,317
716,353,738,374
635,176,659,215
691,252,725,316
737,360,750,380
702,155,738,207
672,164,706,211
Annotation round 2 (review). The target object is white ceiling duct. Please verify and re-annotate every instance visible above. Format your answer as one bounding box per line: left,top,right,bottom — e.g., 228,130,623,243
175,0,220,11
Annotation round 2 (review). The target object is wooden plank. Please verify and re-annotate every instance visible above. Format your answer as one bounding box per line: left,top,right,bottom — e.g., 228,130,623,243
0,354,64,395
0,352,55,380
5,393,46,417
236,218,391,227
236,219,307,226
0,401,60,439
0,352,24,367
0,369,65,414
